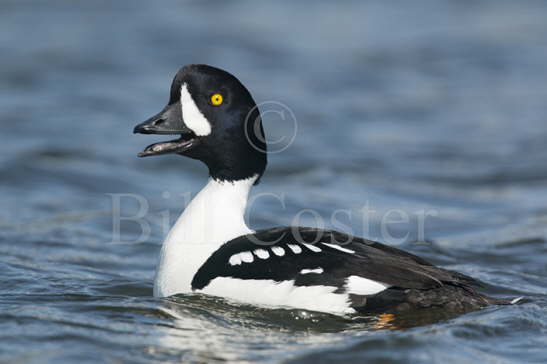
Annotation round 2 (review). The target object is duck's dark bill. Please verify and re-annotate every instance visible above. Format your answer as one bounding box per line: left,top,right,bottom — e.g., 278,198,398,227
138,136,197,157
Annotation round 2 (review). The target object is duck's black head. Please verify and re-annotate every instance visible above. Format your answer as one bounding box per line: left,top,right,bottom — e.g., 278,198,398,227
134,64,267,183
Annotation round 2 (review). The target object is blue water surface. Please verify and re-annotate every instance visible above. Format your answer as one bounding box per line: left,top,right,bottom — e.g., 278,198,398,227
1,1,546,363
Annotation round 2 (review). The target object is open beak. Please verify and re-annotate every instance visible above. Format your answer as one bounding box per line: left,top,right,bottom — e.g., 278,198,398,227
133,102,198,157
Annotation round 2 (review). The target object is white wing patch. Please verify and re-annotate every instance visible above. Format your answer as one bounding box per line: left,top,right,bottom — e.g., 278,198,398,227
180,83,212,136
302,243,322,253
239,251,254,263
345,275,390,295
229,252,254,265
254,249,270,259
228,254,242,266
271,246,285,256
287,244,302,254
322,243,355,254
229,242,331,268
200,277,354,314
300,268,324,274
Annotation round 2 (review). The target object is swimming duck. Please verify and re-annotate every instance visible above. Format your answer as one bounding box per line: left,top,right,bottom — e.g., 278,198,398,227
134,64,512,315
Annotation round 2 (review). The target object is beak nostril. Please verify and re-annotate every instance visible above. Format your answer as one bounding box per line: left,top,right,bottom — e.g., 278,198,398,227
152,118,166,126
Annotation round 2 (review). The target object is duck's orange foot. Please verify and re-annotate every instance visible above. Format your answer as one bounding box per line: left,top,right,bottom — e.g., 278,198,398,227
372,313,398,330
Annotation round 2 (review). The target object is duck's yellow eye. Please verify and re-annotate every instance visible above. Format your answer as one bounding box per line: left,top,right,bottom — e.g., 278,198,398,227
210,93,223,106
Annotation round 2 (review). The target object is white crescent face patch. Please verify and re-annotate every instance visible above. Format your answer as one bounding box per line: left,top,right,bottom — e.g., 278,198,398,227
180,83,212,136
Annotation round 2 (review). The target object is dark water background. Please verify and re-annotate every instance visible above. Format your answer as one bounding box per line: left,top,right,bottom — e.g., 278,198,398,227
1,0,546,362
